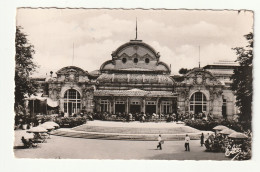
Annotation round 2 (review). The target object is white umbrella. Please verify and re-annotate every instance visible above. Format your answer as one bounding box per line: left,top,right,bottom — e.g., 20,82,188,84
40,123,55,130
28,126,47,133
23,132,34,139
220,128,236,135
229,132,248,139
43,121,60,128
213,125,229,131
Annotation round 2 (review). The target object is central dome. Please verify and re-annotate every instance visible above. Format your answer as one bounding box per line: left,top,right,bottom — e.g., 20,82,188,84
111,40,160,60
100,40,171,74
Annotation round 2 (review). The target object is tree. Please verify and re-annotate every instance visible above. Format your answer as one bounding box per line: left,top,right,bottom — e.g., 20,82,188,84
231,32,253,122
15,26,37,110
179,68,191,75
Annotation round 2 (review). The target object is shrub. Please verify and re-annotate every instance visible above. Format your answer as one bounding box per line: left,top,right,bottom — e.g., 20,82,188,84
53,117,87,128
184,119,251,132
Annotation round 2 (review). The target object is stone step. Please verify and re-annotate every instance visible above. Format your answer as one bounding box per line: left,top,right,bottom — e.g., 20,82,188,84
51,129,208,141
73,124,200,135
50,121,212,141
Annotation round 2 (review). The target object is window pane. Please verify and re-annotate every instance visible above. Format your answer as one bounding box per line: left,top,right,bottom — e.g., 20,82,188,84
189,92,207,113
64,103,67,113
203,105,206,111
195,92,202,101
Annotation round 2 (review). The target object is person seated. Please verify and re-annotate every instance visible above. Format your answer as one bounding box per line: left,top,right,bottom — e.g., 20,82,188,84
28,139,38,147
21,136,31,148
129,113,133,121
41,132,50,139
33,133,46,143
141,114,145,123
88,114,93,121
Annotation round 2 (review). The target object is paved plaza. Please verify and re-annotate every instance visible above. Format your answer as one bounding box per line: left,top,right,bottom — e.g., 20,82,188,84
14,130,228,160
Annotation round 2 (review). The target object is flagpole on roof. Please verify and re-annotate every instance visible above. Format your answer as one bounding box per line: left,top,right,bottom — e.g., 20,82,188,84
199,45,201,68
135,17,138,40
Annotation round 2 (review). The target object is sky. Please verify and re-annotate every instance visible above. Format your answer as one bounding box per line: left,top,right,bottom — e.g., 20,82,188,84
16,8,254,77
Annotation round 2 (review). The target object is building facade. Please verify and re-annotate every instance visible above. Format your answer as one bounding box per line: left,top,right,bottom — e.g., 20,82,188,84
94,40,177,115
29,40,238,119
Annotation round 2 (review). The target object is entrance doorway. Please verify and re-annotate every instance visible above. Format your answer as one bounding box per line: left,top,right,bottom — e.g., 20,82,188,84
222,99,227,118
194,105,203,114
115,104,125,113
64,89,81,116
130,105,141,114
146,105,156,115
189,92,207,114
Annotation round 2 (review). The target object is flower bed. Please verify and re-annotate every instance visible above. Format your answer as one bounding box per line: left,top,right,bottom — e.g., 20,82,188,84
33,116,87,128
53,117,87,128
184,119,251,132
204,133,252,160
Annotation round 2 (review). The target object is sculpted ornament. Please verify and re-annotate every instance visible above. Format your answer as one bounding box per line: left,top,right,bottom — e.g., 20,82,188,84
83,87,94,95
195,73,205,85
188,78,194,84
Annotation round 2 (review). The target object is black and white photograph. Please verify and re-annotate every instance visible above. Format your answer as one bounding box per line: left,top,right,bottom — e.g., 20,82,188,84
12,8,254,161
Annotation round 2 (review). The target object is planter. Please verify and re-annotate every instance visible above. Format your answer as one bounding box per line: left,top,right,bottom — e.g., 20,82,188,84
22,124,27,130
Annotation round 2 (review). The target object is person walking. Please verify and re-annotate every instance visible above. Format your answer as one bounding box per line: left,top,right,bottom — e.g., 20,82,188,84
185,134,190,151
157,135,162,150
200,133,204,146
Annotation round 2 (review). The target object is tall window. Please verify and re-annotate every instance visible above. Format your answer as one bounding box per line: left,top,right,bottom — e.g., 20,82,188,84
222,98,227,118
101,99,109,112
162,101,171,114
189,92,207,114
64,89,81,115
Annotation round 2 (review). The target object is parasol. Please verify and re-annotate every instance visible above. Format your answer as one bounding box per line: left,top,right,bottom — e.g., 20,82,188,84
40,123,55,130
220,128,236,135
43,121,60,128
23,132,34,139
228,132,248,139
27,126,48,133
213,125,229,131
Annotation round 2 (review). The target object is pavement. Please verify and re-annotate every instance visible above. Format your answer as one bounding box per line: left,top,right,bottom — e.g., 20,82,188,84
14,130,229,160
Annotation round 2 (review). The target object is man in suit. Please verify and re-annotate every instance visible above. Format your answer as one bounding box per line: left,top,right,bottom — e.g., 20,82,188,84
157,135,162,150
185,134,190,151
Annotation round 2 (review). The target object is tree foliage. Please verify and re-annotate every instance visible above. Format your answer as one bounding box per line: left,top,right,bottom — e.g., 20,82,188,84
179,68,192,75
15,26,37,109
231,32,253,122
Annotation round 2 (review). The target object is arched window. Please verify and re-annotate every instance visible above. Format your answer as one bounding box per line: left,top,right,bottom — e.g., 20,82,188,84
222,98,227,118
64,89,81,116
189,92,207,114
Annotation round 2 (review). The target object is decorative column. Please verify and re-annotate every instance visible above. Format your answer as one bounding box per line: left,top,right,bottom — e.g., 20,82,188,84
156,98,159,114
126,97,129,114
159,101,162,115
113,97,115,114
143,98,146,114
109,98,112,114
99,98,101,112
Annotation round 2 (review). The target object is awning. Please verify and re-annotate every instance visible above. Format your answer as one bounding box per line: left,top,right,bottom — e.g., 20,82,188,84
24,93,46,101
94,89,177,97
46,98,59,107
25,93,59,107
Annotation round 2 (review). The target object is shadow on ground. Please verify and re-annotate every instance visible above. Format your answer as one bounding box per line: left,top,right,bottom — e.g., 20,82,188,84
146,150,230,160
13,146,27,149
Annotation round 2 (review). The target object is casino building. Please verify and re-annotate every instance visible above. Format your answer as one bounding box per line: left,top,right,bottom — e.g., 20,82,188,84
28,39,238,119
